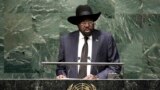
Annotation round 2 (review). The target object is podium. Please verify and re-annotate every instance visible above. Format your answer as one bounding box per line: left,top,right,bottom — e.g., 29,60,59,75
41,62,124,80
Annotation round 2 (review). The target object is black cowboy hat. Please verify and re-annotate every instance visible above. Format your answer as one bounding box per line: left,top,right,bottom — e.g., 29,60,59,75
67,5,101,25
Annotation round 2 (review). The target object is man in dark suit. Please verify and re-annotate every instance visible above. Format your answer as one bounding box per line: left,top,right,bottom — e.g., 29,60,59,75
56,5,121,80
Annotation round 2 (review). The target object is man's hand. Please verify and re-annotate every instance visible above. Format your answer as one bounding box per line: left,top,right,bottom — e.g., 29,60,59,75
56,75,67,79
83,74,99,80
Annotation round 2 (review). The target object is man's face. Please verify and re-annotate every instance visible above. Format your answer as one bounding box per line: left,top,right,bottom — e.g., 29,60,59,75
78,19,94,36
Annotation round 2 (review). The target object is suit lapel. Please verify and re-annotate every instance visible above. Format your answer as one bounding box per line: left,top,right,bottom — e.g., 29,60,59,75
70,31,79,62
91,30,101,75
69,31,79,77
92,30,100,62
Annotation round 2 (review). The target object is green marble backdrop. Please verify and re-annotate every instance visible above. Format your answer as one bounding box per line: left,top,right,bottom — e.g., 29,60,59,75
0,0,160,79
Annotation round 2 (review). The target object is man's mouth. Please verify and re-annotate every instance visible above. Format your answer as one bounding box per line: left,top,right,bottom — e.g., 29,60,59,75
84,29,91,32
85,30,90,33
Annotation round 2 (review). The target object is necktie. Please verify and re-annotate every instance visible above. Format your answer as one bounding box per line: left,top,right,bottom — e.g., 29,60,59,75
78,36,88,78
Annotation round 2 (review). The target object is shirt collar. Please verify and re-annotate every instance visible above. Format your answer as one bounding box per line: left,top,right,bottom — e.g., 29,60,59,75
79,32,92,40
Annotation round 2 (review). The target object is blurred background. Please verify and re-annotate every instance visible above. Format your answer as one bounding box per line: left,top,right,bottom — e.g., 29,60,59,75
0,0,160,79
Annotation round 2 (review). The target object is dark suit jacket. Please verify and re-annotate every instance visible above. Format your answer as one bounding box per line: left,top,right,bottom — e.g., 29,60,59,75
56,29,121,79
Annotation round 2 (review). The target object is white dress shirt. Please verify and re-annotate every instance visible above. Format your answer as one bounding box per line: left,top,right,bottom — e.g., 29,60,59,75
78,32,92,75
